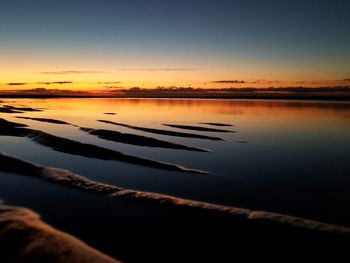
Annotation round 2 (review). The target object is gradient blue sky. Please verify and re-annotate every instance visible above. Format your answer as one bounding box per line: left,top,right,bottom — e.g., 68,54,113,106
1,0,349,89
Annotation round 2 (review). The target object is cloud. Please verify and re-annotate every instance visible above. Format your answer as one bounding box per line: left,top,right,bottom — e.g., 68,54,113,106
37,81,73,85
212,80,245,84
249,80,281,84
19,88,84,94
117,68,198,72
104,86,123,89
98,82,121,84
7,82,27,86
38,70,105,75
21,88,51,93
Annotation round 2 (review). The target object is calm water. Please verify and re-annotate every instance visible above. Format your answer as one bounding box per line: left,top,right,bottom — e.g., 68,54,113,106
0,98,349,256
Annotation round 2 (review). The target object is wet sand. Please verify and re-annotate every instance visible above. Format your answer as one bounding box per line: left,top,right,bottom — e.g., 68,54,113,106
0,107,23,113
0,151,348,234
10,116,210,152
2,105,42,112
0,118,207,174
16,116,76,126
99,120,225,141
81,127,210,152
0,152,349,262
163,123,235,133
200,122,233,127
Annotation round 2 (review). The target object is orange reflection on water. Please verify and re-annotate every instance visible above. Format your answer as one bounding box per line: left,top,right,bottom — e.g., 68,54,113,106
2,98,350,136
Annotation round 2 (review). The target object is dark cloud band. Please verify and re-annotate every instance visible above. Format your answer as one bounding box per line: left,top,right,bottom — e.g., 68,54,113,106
7,83,27,86
37,81,73,85
38,71,104,75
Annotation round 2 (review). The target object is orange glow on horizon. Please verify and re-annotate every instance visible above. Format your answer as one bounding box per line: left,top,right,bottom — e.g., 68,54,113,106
0,63,349,92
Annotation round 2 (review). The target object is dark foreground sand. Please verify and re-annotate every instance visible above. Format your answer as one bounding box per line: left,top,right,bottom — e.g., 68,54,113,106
0,204,121,263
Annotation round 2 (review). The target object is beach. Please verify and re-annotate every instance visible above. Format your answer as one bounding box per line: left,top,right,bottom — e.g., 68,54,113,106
0,98,349,261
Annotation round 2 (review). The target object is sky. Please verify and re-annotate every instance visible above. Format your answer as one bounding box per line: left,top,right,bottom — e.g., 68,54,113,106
0,0,350,91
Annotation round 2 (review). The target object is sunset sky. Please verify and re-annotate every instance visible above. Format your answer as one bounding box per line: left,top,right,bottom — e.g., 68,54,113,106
1,0,349,91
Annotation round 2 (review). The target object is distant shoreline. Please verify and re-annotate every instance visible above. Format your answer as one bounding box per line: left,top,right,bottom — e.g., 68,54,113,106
1,86,350,101
1,94,350,101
